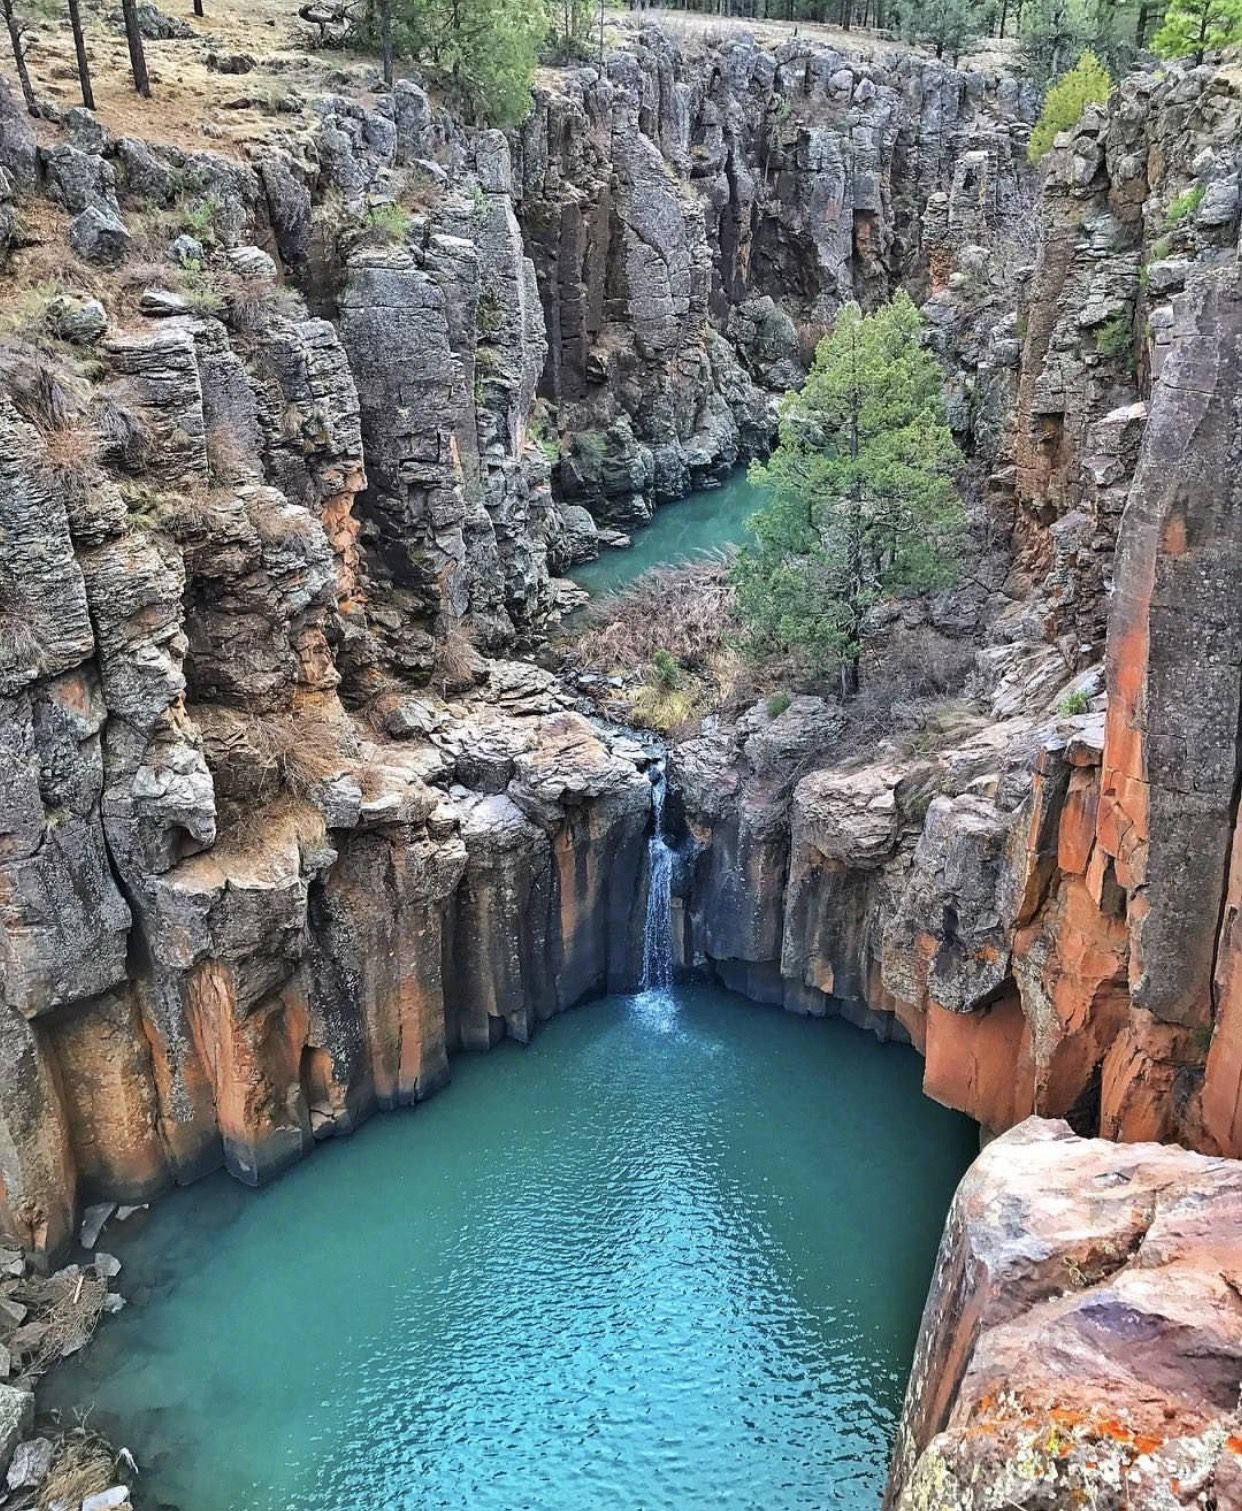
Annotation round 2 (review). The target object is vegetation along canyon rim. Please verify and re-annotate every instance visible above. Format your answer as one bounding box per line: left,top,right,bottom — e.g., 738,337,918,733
0,0,1241,1503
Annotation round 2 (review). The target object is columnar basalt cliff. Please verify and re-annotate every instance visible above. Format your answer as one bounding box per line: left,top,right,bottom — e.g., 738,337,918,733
1,18,1242,1498
672,61,1242,1160
0,21,1040,1265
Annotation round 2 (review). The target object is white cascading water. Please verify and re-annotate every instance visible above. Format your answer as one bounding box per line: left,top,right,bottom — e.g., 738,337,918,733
641,764,675,992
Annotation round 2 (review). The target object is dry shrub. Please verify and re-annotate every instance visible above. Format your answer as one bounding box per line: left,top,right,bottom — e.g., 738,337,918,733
95,396,153,473
431,619,482,694
224,276,307,337
37,1427,116,1511
570,557,738,678
206,420,252,484
212,791,303,857
40,414,100,475
246,710,354,800
0,279,61,339
141,478,235,540
245,492,302,545
0,339,84,432
4,237,100,301
796,320,829,369
22,1268,107,1381
0,571,43,682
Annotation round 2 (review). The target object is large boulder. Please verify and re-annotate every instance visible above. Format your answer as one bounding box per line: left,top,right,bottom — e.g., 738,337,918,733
887,1118,1242,1510
0,1386,33,1480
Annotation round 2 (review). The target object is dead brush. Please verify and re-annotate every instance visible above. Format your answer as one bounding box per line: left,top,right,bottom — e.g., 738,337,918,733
39,412,101,476
95,395,154,473
245,710,356,800
244,491,304,545
570,557,739,677
21,1268,107,1382
431,619,482,695
0,339,85,432
796,320,829,369
206,420,254,485
0,572,44,684
37,1426,116,1511
148,477,236,541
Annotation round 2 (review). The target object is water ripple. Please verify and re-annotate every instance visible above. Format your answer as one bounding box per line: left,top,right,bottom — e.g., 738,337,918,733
45,985,977,1511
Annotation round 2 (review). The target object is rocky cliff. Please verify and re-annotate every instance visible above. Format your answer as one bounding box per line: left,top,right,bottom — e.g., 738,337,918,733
886,1117,1242,1509
672,59,1242,1162
0,19,1045,1264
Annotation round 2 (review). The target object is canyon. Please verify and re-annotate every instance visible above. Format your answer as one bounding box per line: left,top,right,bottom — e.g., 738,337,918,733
0,5,1240,1506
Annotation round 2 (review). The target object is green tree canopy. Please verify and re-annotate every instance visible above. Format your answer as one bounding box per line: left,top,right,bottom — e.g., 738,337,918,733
736,292,965,692
393,0,544,125
1153,0,1242,59
1027,50,1112,163
900,0,994,60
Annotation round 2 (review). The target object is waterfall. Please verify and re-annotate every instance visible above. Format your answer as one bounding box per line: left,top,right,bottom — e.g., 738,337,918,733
641,765,675,992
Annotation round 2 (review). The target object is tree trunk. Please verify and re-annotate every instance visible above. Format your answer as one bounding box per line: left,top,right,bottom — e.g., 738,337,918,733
120,0,150,95
193,0,203,15
379,0,392,85
3,0,37,114
67,0,95,109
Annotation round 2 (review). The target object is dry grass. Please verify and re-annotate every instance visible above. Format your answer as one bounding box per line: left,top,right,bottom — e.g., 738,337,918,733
0,572,44,684
0,279,62,340
37,1427,116,1511
206,420,254,485
21,1268,107,1382
628,680,703,733
0,340,87,433
796,320,829,369
246,491,310,545
246,710,355,799
95,396,154,473
431,620,482,695
564,557,797,733
40,414,100,475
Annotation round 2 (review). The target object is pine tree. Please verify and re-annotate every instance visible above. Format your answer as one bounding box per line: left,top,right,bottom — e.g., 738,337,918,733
67,0,95,110
735,293,964,692
393,0,542,125
2,0,37,114
1152,0,1242,60
120,0,151,95
1019,0,1096,81
901,0,993,60
1027,50,1111,162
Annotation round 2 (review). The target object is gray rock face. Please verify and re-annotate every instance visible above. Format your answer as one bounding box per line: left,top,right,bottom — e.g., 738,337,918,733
515,29,1034,520
0,1386,32,1481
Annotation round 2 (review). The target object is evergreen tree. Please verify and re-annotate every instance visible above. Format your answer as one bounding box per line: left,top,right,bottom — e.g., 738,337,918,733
1152,0,1242,60
2,0,37,114
736,293,964,692
120,0,151,95
1019,0,1096,79
547,0,593,58
1027,49,1111,162
67,0,95,109
394,0,543,125
900,0,993,60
